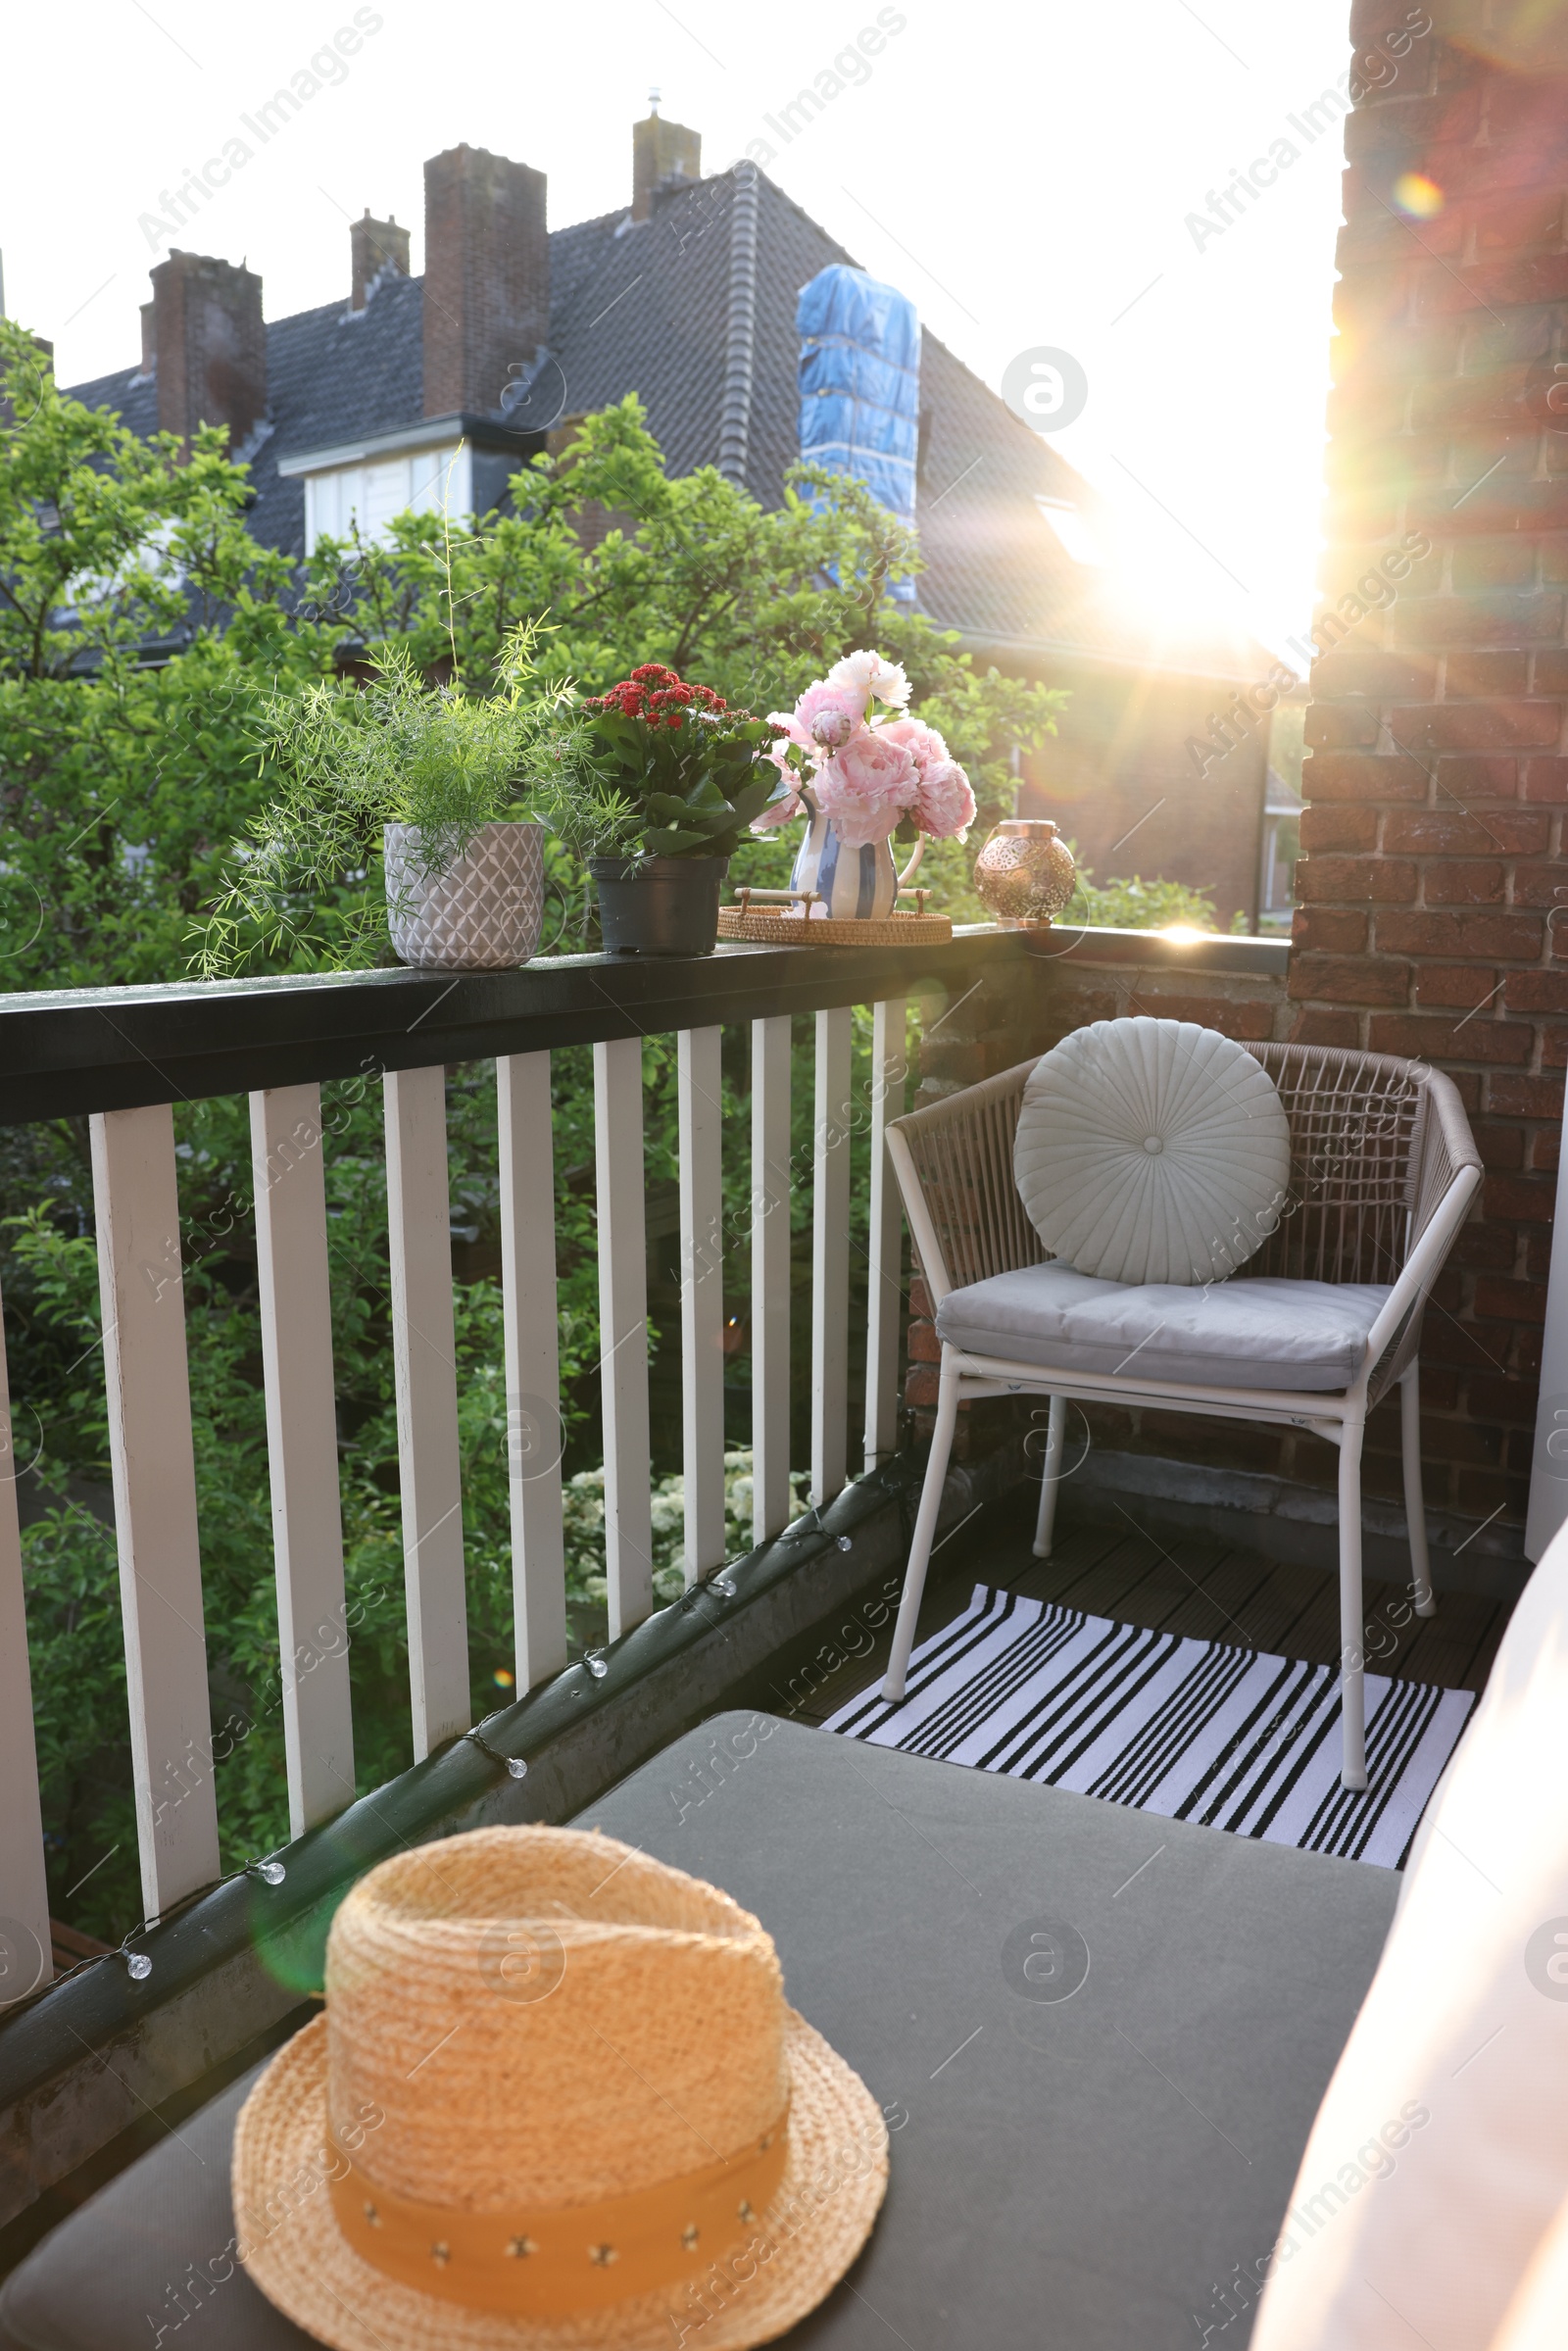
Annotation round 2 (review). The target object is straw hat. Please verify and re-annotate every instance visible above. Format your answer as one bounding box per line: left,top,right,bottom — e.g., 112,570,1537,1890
233,1825,888,2351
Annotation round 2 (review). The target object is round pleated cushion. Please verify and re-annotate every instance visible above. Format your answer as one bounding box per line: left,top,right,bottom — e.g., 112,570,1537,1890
1013,1018,1292,1287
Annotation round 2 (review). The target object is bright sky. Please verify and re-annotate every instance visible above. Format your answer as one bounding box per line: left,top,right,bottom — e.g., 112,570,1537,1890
2,0,1351,658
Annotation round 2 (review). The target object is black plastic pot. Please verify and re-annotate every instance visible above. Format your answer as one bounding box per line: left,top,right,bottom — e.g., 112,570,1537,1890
589,856,729,956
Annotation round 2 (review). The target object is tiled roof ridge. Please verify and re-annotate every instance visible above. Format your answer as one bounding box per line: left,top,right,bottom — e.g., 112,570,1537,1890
750,167,860,272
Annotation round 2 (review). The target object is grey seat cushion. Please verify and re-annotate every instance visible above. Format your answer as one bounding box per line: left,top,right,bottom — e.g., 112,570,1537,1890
0,1716,1400,2350
936,1262,1393,1392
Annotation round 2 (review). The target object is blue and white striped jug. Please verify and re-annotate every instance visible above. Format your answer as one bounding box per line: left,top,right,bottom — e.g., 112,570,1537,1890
788,809,925,920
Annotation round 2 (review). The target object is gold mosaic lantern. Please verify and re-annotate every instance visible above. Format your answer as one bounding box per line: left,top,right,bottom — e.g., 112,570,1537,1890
972,817,1077,929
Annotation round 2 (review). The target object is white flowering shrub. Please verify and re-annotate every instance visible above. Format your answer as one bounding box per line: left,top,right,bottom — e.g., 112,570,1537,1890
570,1448,812,1605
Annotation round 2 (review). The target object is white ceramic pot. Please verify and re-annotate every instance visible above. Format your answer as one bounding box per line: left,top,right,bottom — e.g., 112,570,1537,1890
383,819,545,970
788,808,925,919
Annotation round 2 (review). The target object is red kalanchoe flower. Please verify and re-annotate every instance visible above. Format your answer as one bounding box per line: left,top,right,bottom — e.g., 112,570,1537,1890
588,664,729,726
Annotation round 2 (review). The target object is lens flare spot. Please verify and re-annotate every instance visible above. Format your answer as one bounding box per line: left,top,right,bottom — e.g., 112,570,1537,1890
493,1667,515,1689
1394,173,1444,219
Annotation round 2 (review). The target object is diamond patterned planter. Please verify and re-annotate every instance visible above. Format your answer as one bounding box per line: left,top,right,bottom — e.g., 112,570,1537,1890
383,821,545,970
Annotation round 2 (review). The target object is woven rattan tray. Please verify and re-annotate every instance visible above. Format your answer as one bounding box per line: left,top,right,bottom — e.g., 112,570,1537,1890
717,906,954,947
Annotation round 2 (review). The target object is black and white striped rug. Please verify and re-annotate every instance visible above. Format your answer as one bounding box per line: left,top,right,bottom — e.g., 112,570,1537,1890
825,1585,1475,1869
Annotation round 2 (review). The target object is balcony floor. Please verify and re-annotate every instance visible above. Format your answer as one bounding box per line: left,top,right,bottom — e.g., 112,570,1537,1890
766,1488,1512,1734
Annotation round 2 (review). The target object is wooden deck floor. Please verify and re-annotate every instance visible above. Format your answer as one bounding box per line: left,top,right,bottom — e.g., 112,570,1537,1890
763,1487,1512,1733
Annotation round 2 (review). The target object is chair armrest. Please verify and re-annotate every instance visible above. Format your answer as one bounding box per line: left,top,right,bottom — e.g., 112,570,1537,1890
1359,1062,1484,1379
1362,1161,1482,1369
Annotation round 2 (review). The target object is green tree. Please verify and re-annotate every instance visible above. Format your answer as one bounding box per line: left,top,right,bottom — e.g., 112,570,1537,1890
0,319,356,992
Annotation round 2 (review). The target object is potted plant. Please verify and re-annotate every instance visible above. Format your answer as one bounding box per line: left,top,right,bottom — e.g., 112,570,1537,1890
540,663,779,956
754,648,977,917
193,626,590,974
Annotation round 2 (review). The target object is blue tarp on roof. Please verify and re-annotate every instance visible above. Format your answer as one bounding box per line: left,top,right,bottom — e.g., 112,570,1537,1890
797,264,919,599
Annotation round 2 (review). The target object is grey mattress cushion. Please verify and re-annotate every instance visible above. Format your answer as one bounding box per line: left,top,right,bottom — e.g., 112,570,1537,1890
935,1262,1393,1391
0,1717,1399,2350
0,2061,314,2351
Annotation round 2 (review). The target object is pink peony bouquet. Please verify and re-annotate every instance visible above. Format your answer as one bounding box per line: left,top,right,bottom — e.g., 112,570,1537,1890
754,649,976,847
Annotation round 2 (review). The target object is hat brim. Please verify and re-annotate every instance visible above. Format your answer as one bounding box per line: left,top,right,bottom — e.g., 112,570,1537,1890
233,2009,889,2351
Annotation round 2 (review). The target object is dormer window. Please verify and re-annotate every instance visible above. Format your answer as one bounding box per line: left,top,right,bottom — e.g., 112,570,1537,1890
278,429,473,555
1035,495,1102,565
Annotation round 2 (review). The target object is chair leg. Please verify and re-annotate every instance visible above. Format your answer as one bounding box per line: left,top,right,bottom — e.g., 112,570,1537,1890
1339,1416,1368,1792
882,1355,961,1703
1400,1363,1437,1619
1033,1395,1067,1559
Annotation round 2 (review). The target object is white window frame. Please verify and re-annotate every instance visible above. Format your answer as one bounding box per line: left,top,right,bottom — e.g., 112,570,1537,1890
303,442,470,557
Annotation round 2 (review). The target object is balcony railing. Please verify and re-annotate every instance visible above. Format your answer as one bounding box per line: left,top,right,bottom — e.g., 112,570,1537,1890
0,927,1035,2005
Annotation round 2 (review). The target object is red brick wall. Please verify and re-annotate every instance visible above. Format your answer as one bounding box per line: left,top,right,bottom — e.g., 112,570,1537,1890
1292,5,1568,1537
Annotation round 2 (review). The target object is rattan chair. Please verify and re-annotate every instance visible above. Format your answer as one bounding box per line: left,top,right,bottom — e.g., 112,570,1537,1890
881,1041,1484,1789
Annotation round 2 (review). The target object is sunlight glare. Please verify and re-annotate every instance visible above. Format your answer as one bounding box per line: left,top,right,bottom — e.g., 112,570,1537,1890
1394,172,1445,218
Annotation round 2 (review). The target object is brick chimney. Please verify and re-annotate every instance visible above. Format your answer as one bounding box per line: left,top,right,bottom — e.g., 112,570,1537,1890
149,250,266,451
422,146,548,418
632,109,701,222
139,301,155,375
351,210,410,311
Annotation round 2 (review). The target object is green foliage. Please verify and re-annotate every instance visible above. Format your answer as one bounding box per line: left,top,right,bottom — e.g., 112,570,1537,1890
0,319,296,683
1069,863,1220,933
0,323,338,990
0,360,1068,983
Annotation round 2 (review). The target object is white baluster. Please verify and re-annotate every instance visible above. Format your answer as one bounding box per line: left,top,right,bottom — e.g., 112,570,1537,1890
594,1038,654,1637
251,1086,355,1837
751,1016,793,1544
90,1105,220,1920
864,998,907,1473
384,1067,468,1759
811,1005,854,1507
679,1027,726,1585
0,1260,50,2002
498,1053,567,1688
